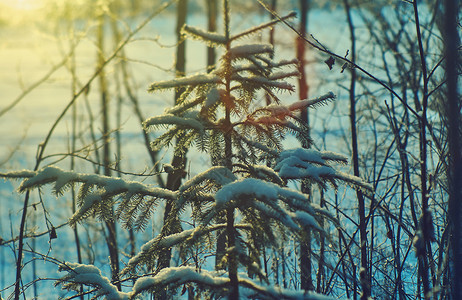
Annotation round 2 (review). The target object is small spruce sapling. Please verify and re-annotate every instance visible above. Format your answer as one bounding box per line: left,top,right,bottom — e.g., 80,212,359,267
0,2,373,299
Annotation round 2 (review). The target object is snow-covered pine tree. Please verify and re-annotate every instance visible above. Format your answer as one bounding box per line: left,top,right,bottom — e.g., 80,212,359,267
0,1,373,299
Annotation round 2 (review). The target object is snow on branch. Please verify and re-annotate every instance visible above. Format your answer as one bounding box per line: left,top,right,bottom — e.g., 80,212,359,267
276,148,373,194
229,43,274,59
248,92,336,124
240,277,335,300
143,113,205,132
179,166,237,194
288,91,336,111
236,135,279,157
234,163,284,186
214,178,277,207
57,263,333,300
129,266,228,298
164,96,204,115
204,88,224,108
124,226,219,273
269,70,300,81
213,178,323,231
14,166,177,226
0,169,36,180
57,262,128,300
182,24,227,46
147,73,221,92
122,224,251,275
269,58,299,69
332,170,374,196
278,148,348,166
232,74,295,92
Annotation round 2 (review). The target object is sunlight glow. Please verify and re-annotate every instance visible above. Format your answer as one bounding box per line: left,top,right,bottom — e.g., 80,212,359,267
0,0,49,26
0,0,44,10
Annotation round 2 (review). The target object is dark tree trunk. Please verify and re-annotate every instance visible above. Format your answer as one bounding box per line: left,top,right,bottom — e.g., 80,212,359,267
97,11,121,291
206,0,217,73
444,0,462,298
156,1,188,299
298,0,314,293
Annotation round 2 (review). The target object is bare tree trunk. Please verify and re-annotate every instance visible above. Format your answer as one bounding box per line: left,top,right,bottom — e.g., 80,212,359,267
297,0,314,292
157,1,188,299
343,1,370,298
222,2,238,298
69,31,84,299
206,0,217,73
265,0,277,106
444,0,462,298
412,2,433,297
97,10,121,291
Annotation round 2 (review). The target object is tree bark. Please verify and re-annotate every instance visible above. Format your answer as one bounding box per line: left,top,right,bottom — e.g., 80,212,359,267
444,0,462,298
156,1,188,299
206,0,217,73
298,0,314,292
97,10,121,291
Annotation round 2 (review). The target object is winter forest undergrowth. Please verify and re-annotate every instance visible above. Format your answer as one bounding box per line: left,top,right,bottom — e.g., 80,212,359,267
0,0,461,299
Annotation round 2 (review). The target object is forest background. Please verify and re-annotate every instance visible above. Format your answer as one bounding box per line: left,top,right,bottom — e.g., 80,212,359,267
0,0,460,299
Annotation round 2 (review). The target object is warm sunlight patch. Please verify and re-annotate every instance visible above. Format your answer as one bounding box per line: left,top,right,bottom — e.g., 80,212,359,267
0,0,47,26
0,0,44,10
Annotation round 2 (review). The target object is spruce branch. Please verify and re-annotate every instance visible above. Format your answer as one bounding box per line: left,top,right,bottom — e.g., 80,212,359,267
181,24,227,46
147,73,222,92
4,166,178,227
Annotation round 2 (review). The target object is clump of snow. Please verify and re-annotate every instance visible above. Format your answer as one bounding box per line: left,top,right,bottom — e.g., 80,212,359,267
204,88,223,108
229,43,273,59
232,74,295,91
182,24,227,45
269,70,300,81
278,148,327,165
19,165,74,192
59,262,129,300
143,113,204,132
212,178,324,232
276,148,373,194
288,91,336,111
292,210,322,230
130,266,228,297
276,155,335,180
239,276,335,299
148,73,221,92
165,96,204,115
15,165,179,226
214,178,278,207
